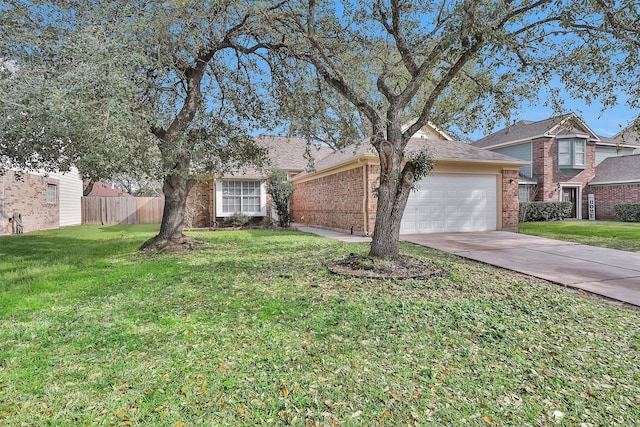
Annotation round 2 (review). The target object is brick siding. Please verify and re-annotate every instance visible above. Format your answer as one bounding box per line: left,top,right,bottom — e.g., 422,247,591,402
532,138,596,218
586,184,640,220
0,170,60,235
186,179,272,228
501,169,520,231
186,182,211,227
291,165,372,233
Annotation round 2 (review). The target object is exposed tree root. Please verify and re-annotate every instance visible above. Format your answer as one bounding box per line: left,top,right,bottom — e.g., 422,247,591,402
140,234,202,253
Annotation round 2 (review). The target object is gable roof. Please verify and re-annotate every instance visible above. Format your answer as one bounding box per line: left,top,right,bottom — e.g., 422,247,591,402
590,154,640,185
472,113,601,148
219,135,332,179
613,120,640,146
296,137,526,179
402,120,454,141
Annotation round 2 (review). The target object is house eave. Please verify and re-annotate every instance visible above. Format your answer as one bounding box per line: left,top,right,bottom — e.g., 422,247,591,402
595,141,639,149
436,158,528,168
589,179,640,186
481,137,543,150
291,153,378,184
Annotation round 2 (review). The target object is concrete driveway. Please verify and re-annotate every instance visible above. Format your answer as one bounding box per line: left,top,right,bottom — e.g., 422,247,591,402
401,231,640,307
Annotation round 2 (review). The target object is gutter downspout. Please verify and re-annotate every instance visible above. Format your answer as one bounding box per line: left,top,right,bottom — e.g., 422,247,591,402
210,178,216,227
362,161,369,236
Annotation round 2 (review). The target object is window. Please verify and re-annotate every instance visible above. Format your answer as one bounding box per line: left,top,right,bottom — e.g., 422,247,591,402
46,184,57,204
217,180,265,216
558,138,586,169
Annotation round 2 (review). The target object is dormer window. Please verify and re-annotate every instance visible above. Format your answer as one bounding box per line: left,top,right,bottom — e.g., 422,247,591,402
558,137,586,169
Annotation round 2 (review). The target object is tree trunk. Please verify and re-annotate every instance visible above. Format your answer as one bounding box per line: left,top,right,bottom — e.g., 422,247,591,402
369,134,416,260
140,154,199,251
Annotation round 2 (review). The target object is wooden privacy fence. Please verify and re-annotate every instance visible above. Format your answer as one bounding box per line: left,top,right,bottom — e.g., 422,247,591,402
82,197,164,225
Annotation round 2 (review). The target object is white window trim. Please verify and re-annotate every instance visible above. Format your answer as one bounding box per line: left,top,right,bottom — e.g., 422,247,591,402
215,180,266,217
46,183,57,204
557,137,587,169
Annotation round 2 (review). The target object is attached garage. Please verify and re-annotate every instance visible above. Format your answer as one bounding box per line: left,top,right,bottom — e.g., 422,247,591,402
400,174,498,234
291,125,526,236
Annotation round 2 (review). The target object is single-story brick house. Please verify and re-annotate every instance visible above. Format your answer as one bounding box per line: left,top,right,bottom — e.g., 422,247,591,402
290,125,526,235
1,167,83,235
187,125,526,234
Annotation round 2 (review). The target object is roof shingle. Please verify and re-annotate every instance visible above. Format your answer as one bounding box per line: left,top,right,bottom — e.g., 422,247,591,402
298,137,526,178
590,154,640,184
220,135,332,179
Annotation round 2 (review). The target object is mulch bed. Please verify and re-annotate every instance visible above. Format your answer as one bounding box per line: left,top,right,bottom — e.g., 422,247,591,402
327,253,441,279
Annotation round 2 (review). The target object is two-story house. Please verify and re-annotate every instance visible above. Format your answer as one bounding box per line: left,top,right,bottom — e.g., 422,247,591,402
472,113,639,219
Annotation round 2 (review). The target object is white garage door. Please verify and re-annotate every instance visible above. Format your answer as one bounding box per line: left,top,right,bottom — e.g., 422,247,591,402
400,174,497,234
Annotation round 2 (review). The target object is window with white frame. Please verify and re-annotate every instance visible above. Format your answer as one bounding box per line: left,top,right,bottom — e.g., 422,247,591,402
558,138,586,169
46,184,57,204
519,185,532,202
216,180,266,216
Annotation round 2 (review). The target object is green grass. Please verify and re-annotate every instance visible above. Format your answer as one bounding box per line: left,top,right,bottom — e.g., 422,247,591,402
1,225,639,426
519,220,640,252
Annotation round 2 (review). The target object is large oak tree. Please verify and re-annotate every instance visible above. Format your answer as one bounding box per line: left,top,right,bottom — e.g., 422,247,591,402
0,0,279,250
266,0,640,259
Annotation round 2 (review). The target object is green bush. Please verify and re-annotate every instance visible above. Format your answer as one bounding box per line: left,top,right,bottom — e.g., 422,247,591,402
225,212,250,227
519,201,573,222
614,203,640,222
266,169,294,228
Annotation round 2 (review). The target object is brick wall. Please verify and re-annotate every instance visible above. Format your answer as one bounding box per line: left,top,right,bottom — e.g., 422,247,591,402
186,182,211,227
586,184,640,220
501,169,520,231
532,138,596,218
0,170,60,235
187,179,273,228
291,166,369,233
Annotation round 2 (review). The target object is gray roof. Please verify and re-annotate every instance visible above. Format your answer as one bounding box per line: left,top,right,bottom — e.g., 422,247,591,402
519,173,537,184
613,120,640,146
298,137,526,178
472,113,608,148
221,135,332,179
473,116,570,148
590,154,640,184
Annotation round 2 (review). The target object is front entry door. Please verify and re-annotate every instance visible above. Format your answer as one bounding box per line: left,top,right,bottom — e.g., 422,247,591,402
562,187,577,218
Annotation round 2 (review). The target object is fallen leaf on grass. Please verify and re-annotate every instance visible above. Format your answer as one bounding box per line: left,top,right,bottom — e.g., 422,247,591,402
280,384,289,399
482,415,494,424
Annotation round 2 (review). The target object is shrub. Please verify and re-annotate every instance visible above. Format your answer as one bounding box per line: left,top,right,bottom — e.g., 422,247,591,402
614,203,640,222
225,212,250,227
519,201,573,222
266,169,294,228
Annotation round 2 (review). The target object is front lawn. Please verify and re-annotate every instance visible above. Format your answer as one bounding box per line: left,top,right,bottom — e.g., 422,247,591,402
1,225,639,426
519,220,640,252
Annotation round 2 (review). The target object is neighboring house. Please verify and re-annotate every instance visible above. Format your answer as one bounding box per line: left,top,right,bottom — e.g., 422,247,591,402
0,167,83,235
472,113,640,219
84,181,133,197
187,135,332,227
613,119,639,145
290,124,526,235
587,154,640,219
